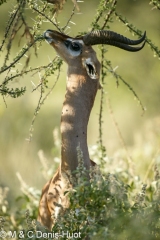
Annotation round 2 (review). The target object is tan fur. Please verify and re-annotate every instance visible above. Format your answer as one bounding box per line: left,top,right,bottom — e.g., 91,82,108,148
38,30,100,229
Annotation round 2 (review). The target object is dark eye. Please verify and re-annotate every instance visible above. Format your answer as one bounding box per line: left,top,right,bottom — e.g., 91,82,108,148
64,40,82,56
70,42,81,51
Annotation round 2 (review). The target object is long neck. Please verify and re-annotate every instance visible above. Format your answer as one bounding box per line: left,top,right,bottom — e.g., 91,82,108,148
60,67,99,172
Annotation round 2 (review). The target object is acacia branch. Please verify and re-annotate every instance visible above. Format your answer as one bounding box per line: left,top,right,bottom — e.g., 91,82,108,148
101,0,117,30
28,58,62,142
0,1,22,51
150,0,160,10
32,7,62,32
0,37,43,75
0,63,53,88
115,12,160,58
104,60,146,114
62,4,76,31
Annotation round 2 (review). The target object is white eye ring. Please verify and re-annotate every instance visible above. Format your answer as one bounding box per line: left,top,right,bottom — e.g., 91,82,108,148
64,39,83,57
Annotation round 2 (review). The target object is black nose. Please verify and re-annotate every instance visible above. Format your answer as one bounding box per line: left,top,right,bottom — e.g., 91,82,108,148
46,29,53,32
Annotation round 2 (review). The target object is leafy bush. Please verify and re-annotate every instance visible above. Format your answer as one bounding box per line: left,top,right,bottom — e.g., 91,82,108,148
51,145,160,240
0,141,160,240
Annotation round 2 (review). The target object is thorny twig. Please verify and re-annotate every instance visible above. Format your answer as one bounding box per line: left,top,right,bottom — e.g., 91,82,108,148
20,15,38,58
107,95,135,176
91,0,106,31
104,62,146,115
97,0,117,164
99,45,106,151
2,1,26,67
32,6,62,32
0,62,53,88
150,0,160,10
62,3,76,32
0,36,43,75
0,1,23,51
28,59,62,142
101,0,117,30
115,12,160,58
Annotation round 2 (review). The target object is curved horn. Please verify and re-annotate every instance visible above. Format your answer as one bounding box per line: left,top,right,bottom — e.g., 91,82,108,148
83,30,146,51
105,40,146,52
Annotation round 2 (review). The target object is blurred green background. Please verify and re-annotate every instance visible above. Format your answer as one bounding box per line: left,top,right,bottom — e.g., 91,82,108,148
0,0,159,206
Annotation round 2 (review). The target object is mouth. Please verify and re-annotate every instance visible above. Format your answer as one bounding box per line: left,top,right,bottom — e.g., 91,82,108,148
43,30,54,44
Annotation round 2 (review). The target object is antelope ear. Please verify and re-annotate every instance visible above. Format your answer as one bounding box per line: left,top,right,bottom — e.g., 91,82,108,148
83,58,99,79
